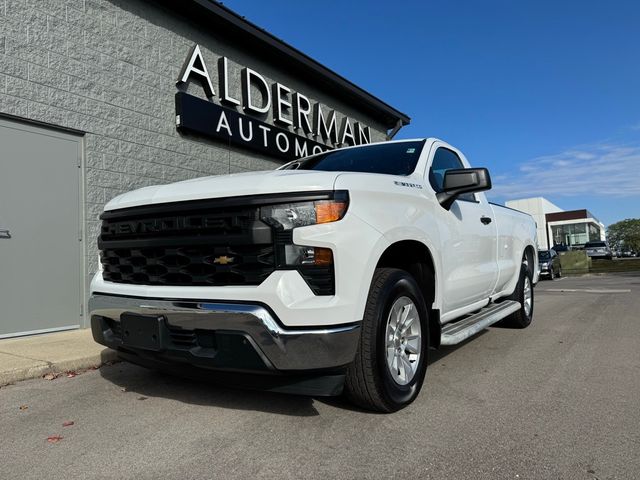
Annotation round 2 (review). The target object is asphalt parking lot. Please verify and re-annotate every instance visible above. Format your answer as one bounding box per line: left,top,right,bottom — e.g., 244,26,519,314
1,273,639,480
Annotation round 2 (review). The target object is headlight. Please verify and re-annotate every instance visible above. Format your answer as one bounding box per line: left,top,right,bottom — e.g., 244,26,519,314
541,262,548,268
260,193,347,294
260,198,348,231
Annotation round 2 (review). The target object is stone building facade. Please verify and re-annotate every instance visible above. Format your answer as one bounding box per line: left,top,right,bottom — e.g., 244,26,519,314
0,0,408,337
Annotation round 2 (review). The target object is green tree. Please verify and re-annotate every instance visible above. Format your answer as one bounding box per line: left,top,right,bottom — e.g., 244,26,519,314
607,218,640,251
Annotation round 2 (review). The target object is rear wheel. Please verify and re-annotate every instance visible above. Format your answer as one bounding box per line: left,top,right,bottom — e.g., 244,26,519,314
503,263,534,328
344,268,429,412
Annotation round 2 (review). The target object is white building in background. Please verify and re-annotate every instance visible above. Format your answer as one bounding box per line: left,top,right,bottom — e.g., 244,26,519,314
505,197,606,250
506,197,563,250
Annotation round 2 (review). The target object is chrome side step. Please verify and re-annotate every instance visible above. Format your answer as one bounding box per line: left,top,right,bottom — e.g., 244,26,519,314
440,300,521,346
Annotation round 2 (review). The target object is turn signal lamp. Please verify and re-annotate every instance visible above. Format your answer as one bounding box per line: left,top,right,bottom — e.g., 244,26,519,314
315,201,347,224
261,198,348,231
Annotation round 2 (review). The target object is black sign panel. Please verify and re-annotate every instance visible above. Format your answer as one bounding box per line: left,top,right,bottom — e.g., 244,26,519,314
175,92,331,161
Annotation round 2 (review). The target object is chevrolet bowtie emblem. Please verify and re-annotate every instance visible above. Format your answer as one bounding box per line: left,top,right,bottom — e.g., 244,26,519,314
213,256,234,265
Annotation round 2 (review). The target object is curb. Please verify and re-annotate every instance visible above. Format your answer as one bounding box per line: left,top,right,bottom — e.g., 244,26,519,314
0,349,119,387
0,329,119,387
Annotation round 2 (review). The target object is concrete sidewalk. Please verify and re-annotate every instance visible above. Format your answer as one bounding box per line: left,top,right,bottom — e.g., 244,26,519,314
0,329,117,386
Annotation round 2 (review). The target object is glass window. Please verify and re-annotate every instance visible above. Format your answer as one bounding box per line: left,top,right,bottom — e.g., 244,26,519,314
588,223,601,242
280,140,426,176
584,241,606,248
551,223,593,248
428,147,476,202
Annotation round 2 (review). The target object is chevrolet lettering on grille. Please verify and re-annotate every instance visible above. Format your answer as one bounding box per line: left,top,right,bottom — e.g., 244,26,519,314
104,216,231,235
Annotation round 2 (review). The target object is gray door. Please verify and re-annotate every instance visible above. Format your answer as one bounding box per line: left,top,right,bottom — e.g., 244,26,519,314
0,118,83,338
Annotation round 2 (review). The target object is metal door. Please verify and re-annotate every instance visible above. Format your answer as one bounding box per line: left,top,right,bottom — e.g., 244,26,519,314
0,118,82,338
424,142,499,316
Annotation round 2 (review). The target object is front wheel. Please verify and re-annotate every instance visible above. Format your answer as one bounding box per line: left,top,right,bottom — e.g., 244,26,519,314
502,263,534,328
344,268,429,412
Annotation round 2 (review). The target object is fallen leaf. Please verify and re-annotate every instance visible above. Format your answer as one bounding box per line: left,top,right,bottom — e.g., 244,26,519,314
47,435,63,443
120,387,127,392
43,373,61,381
62,421,75,427
66,372,77,378
19,405,28,411
137,396,148,401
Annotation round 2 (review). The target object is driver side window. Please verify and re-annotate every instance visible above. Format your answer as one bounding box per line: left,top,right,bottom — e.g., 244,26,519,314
429,148,476,202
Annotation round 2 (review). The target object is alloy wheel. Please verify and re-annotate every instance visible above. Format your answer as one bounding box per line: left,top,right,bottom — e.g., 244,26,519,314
385,296,422,386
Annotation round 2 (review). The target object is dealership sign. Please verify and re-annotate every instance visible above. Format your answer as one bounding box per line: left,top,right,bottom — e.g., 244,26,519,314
175,45,372,161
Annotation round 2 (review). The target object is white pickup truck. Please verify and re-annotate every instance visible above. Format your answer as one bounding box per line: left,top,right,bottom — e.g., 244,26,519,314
90,138,538,412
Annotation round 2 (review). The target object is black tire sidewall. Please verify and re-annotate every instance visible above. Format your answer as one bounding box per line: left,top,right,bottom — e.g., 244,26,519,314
372,271,429,408
518,265,534,326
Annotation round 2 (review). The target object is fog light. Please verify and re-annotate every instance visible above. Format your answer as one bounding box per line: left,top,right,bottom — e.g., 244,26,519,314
284,245,333,266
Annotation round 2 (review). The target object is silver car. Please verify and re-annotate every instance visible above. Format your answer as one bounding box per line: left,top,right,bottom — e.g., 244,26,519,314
584,241,613,260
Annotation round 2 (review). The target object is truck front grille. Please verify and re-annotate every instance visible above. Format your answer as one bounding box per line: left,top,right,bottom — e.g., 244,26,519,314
97,192,338,295
101,244,275,286
98,200,274,287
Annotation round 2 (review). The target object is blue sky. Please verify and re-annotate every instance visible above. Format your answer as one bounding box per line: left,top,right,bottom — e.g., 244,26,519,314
225,0,640,226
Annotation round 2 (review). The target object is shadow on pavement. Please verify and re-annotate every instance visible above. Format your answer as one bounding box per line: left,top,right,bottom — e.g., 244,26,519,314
99,361,321,417
317,330,490,413
99,328,490,416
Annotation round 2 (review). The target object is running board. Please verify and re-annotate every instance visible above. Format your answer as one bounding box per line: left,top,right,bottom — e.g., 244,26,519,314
440,300,521,346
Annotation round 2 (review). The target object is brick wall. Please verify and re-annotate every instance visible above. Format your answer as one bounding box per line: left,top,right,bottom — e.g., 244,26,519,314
0,0,389,299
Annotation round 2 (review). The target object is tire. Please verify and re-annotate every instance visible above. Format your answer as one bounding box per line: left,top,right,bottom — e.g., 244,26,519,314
502,263,534,328
344,268,429,412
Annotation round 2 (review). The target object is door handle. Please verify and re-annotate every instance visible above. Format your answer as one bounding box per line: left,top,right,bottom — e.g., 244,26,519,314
480,216,492,225
0,229,11,239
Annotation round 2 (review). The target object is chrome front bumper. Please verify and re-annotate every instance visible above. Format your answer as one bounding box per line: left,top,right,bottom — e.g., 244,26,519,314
89,294,360,372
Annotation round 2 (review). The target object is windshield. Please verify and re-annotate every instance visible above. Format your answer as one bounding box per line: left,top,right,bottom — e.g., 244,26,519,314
585,242,606,248
538,251,551,261
280,140,426,176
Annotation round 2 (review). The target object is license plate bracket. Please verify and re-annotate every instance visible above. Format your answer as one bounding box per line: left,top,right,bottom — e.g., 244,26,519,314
120,312,165,351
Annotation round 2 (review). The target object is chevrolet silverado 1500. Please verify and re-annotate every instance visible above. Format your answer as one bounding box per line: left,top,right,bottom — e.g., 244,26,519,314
90,138,538,412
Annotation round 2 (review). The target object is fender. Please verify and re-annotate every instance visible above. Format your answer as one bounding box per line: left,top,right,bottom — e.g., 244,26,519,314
350,221,443,322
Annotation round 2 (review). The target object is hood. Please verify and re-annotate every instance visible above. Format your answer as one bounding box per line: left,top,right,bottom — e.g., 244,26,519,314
104,170,342,211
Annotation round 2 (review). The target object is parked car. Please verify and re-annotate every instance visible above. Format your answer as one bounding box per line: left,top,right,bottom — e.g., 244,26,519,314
538,249,562,279
584,241,613,260
621,249,636,258
89,138,538,412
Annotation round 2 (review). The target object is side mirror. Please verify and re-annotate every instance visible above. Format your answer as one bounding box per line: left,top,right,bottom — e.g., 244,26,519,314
436,168,492,210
